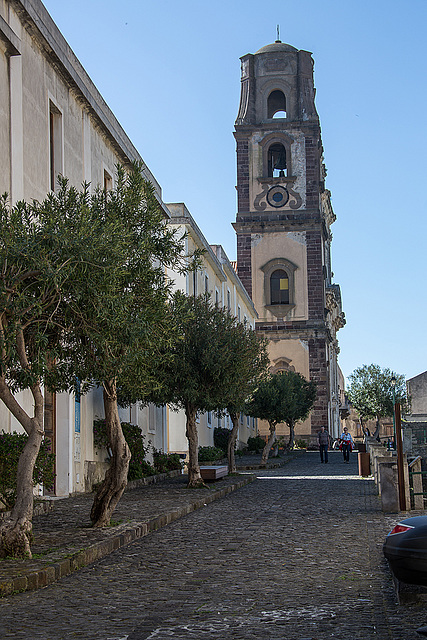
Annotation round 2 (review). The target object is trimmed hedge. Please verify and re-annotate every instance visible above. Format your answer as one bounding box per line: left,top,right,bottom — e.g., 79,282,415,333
0,432,55,510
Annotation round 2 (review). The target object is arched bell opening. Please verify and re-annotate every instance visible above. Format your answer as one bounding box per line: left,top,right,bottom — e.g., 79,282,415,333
268,143,287,178
267,89,287,119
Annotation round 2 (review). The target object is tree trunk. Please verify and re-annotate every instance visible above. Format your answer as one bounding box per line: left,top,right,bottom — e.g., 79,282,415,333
185,403,203,487
0,380,44,559
90,380,131,527
287,420,296,449
228,411,239,473
261,423,276,465
372,416,381,441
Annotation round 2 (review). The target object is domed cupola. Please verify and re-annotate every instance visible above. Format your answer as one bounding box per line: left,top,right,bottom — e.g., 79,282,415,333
235,40,318,126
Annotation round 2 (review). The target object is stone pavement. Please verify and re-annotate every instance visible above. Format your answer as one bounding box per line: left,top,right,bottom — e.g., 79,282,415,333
0,451,426,639
0,465,260,597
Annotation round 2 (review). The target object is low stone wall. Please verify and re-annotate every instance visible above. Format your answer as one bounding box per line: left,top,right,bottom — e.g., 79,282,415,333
0,498,53,523
84,460,111,493
366,439,411,512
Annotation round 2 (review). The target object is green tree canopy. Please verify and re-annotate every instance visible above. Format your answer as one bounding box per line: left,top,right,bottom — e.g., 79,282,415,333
55,165,189,527
222,320,269,472
149,292,267,486
0,163,189,556
246,371,317,463
347,364,409,432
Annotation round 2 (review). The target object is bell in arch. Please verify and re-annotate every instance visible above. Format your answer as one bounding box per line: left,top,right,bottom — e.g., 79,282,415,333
274,149,287,171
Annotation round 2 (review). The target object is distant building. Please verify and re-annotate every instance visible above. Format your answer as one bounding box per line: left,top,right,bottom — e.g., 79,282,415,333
407,372,427,421
233,40,345,442
405,371,427,449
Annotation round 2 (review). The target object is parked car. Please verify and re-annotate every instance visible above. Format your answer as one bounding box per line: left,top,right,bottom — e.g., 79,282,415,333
383,516,427,585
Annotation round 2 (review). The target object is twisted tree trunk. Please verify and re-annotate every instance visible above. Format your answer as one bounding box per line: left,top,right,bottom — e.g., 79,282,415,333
228,411,239,473
261,422,276,465
372,416,381,442
185,402,204,487
91,379,131,527
287,420,296,449
0,379,44,558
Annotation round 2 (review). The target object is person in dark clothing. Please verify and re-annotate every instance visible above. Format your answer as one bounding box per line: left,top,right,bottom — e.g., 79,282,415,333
317,426,329,463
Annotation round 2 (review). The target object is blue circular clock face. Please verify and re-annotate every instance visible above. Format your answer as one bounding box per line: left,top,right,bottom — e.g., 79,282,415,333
267,185,289,208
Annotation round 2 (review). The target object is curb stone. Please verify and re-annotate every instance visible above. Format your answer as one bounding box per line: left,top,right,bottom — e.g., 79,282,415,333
0,475,254,598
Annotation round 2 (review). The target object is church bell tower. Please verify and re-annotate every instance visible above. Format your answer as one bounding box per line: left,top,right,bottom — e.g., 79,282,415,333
233,40,345,440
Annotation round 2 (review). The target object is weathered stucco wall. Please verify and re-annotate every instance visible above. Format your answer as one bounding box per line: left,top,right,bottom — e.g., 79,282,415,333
407,371,427,416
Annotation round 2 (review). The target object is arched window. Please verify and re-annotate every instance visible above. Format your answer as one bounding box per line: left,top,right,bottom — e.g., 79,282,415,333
268,143,287,177
267,90,287,119
270,269,289,305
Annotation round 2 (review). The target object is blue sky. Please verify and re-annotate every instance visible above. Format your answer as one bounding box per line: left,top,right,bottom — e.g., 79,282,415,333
41,0,427,383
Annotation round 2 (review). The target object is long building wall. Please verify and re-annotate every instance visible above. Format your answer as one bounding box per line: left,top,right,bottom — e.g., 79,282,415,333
0,0,261,495
0,1,171,495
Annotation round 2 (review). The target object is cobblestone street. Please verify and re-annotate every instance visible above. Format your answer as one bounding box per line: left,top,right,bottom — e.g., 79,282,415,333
1,451,426,640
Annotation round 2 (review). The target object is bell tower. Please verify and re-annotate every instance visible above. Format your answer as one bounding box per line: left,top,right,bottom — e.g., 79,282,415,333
233,40,345,440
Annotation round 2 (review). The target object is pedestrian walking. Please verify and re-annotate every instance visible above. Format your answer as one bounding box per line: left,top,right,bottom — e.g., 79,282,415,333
317,426,329,463
340,427,354,463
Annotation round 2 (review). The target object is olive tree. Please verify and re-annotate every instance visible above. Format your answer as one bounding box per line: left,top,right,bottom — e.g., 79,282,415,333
224,326,269,472
0,164,188,556
0,185,102,557
246,371,317,464
347,364,409,438
60,165,189,528
150,293,266,486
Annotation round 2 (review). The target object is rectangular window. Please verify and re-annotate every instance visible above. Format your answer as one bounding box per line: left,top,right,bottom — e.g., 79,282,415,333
74,381,81,434
237,305,241,322
227,289,231,311
207,411,212,426
215,288,219,305
205,274,209,294
49,101,63,192
148,404,156,433
104,169,112,191
193,270,197,297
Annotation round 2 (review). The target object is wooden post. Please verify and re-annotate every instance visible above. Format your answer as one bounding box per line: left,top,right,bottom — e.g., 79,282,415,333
409,456,424,510
395,402,406,511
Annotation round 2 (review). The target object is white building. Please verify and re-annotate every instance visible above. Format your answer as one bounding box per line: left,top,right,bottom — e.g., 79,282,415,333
0,0,258,496
166,203,258,455
0,0,172,495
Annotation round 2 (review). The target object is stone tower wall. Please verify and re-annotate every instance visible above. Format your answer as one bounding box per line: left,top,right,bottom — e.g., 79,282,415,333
234,41,344,439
